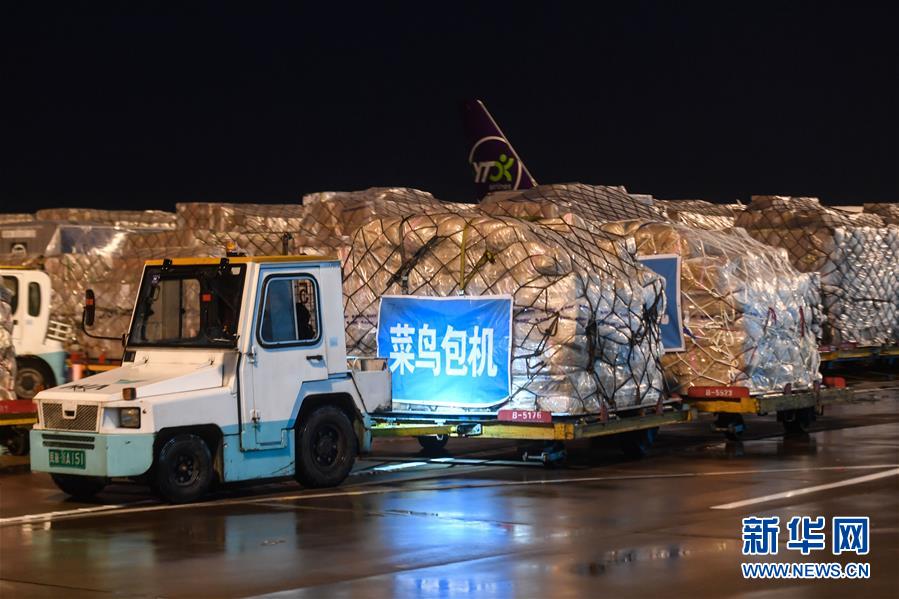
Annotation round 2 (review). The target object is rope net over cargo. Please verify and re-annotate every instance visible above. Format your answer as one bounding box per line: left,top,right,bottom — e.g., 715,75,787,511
601,220,821,393
735,196,899,346
335,186,666,415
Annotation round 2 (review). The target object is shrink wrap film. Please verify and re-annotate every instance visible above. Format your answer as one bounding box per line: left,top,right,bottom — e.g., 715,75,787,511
0,284,15,400
342,202,666,415
736,196,899,345
599,221,821,394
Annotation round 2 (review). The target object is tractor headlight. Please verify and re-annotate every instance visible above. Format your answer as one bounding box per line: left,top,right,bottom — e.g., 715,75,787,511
118,407,141,428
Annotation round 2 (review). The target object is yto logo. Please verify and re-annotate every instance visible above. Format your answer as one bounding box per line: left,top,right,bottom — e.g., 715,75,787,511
469,136,521,191
473,153,515,184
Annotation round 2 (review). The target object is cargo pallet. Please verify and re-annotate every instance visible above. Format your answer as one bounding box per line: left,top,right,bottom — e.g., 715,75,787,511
370,403,695,465
0,399,37,456
685,384,854,440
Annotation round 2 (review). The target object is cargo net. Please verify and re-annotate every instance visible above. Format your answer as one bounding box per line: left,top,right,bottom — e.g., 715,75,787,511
0,285,15,400
343,200,666,415
35,208,178,230
478,183,667,223
601,220,821,394
735,196,899,346
863,203,899,226
656,199,743,231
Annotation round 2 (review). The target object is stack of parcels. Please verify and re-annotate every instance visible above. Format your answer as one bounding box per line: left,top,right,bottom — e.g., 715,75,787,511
477,183,667,222
601,221,821,393
863,203,899,226
343,193,666,415
735,196,899,346
657,199,744,231
0,285,15,399
36,208,177,230
0,214,35,225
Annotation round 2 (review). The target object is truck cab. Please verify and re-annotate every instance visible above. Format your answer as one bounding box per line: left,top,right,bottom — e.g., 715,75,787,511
0,267,70,398
29,255,390,503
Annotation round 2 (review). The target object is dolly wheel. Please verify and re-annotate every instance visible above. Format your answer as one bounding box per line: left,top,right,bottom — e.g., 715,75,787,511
714,413,745,441
619,427,659,459
781,407,815,435
417,434,449,454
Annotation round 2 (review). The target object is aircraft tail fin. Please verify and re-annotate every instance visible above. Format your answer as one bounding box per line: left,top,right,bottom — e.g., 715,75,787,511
462,100,536,201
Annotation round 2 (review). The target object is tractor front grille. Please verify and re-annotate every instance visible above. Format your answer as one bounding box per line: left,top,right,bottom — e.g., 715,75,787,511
40,402,100,432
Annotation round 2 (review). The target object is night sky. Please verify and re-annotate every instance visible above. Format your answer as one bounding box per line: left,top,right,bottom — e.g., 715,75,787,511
1,3,896,211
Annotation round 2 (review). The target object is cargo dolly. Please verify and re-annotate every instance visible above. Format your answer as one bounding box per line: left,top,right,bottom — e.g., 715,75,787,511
370,401,695,465
819,344,899,367
684,383,853,440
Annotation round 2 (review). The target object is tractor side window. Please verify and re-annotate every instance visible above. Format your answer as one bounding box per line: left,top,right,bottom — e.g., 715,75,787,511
27,282,41,317
1,277,17,314
259,276,320,346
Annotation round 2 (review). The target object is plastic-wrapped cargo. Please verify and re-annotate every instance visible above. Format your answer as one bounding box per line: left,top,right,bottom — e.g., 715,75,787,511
343,205,666,415
299,187,472,246
600,220,821,393
657,199,742,231
479,183,667,223
0,283,15,400
175,202,305,234
0,214,35,225
37,254,146,358
863,203,899,226
35,208,177,230
735,196,899,346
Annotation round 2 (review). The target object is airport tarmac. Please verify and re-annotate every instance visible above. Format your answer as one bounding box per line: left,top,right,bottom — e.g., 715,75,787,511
1,380,897,598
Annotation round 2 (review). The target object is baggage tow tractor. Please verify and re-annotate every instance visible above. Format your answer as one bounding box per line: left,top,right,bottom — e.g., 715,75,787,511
29,255,691,503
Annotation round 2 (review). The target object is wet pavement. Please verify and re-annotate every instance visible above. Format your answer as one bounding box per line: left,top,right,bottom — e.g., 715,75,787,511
1,379,898,598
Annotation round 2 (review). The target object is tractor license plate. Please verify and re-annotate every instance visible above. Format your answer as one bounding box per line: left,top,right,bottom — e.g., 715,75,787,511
49,449,86,469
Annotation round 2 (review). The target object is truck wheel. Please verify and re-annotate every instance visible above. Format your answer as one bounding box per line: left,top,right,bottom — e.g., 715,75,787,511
3,427,30,456
51,473,107,499
417,434,449,454
154,434,213,504
15,358,56,400
295,406,357,488
619,427,658,459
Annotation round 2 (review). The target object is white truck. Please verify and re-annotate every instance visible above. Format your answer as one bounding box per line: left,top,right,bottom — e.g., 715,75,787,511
29,254,689,503
0,267,71,399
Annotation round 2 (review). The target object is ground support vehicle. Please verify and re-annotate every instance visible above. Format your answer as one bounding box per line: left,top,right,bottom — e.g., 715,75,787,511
27,254,704,503
1,267,72,398
369,403,695,464
0,399,37,455
685,384,854,439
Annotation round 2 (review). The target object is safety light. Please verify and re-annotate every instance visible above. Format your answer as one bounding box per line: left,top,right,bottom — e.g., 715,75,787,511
119,407,141,428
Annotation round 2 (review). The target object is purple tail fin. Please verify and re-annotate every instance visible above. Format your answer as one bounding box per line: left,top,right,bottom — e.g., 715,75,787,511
462,100,537,200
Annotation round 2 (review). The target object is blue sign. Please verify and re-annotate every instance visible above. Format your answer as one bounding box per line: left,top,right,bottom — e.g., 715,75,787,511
637,254,685,352
377,295,513,407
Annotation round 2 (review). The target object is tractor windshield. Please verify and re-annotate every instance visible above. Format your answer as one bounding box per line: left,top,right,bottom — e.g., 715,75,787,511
128,263,246,349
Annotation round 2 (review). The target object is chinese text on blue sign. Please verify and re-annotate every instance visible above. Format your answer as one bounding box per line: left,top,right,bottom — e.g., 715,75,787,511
377,295,513,408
